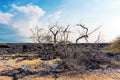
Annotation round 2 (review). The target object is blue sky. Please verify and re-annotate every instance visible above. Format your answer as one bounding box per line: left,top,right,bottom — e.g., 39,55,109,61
0,0,120,43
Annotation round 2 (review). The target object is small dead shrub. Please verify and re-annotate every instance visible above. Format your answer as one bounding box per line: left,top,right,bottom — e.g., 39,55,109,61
110,36,120,50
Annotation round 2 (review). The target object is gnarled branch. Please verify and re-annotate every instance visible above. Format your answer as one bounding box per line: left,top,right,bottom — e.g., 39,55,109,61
76,24,89,43
49,27,59,45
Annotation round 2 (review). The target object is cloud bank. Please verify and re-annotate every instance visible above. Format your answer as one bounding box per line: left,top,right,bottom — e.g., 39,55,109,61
0,4,46,42
0,11,14,24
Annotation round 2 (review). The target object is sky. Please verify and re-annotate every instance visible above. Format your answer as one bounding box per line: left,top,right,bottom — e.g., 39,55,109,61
0,0,120,43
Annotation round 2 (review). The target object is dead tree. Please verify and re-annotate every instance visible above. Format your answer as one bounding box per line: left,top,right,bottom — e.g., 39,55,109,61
57,25,71,44
76,24,101,43
49,27,59,46
57,25,71,58
30,26,44,43
73,24,101,58
76,24,89,43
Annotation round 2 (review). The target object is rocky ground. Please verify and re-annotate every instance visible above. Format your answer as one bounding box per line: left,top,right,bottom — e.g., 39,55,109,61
0,52,120,80
0,43,120,80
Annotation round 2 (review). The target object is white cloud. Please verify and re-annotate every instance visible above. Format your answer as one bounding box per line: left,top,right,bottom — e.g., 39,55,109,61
41,10,62,30
0,11,14,24
9,4,45,42
12,4,45,18
0,4,63,42
48,11,62,22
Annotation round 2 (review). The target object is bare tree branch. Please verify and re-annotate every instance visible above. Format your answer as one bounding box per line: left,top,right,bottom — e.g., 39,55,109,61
76,24,89,43
76,24,101,43
88,25,101,35
30,26,44,43
50,27,59,45
95,32,102,43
